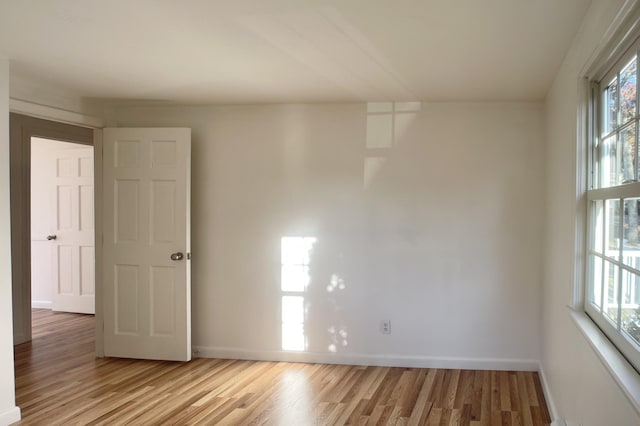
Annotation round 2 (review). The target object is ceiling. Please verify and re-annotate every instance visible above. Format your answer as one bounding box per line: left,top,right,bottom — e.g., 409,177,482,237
0,0,592,104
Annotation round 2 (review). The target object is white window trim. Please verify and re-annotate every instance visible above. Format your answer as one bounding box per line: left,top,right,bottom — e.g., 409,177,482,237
574,0,640,414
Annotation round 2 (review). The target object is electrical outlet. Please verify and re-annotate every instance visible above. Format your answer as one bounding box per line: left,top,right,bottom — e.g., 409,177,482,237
381,320,391,334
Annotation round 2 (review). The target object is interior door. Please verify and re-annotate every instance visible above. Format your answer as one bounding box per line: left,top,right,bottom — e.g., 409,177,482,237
51,145,95,314
102,128,191,361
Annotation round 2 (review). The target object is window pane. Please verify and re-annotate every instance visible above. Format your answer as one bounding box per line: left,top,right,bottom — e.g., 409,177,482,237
606,199,621,259
604,261,620,324
622,268,640,306
600,135,618,188
623,198,640,269
621,124,637,183
621,269,640,347
604,79,618,135
591,200,604,253
590,255,603,309
620,57,637,125
623,319,640,348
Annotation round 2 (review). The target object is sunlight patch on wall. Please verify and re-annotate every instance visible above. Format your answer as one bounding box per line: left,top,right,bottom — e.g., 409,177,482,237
364,101,421,188
282,295,305,351
327,273,345,292
327,325,348,353
281,236,316,351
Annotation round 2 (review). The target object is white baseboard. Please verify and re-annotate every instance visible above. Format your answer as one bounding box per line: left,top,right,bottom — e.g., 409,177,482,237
0,406,20,426
31,301,52,309
538,362,563,426
193,346,540,371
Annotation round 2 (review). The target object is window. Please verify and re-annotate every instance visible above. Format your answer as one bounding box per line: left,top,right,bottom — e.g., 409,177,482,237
587,38,640,371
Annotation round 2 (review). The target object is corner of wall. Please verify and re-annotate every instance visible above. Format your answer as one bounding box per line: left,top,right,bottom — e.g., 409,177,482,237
538,361,561,425
9,72,106,128
0,58,20,425
10,73,105,119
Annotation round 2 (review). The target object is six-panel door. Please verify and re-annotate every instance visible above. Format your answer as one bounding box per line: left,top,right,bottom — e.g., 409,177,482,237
103,128,191,361
51,145,95,314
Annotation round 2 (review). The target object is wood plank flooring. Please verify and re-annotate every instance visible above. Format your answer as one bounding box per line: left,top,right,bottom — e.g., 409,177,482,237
13,309,551,425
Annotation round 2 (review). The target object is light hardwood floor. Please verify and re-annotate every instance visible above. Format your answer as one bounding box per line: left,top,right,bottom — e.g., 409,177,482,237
13,309,551,425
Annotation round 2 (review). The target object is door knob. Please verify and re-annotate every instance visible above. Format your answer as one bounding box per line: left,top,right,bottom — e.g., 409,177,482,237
46,235,57,240
170,252,184,261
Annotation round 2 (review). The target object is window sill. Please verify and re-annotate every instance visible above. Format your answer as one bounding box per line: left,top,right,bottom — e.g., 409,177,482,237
569,308,640,414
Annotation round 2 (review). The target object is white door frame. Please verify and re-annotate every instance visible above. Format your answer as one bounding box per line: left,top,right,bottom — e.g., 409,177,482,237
10,113,104,356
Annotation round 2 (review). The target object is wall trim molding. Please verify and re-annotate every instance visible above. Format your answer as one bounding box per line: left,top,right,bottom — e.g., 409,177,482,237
9,98,103,129
10,114,95,346
31,301,51,310
538,362,563,425
193,346,540,371
579,0,640,80
0,406,21,425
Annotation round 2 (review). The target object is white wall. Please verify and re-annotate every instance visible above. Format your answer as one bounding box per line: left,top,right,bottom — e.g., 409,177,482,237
107,101,544,368
0,59,20,425
542,0,640,425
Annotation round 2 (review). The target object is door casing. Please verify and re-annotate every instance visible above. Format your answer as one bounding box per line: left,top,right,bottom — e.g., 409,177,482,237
10,113,104,355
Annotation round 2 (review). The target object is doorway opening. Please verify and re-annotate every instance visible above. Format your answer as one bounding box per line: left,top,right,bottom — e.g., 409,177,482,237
11,114,100,419
10,113,97,347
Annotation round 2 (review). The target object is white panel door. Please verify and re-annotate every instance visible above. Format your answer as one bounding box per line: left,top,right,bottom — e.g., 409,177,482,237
103,128,191,361
52,146,95,314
